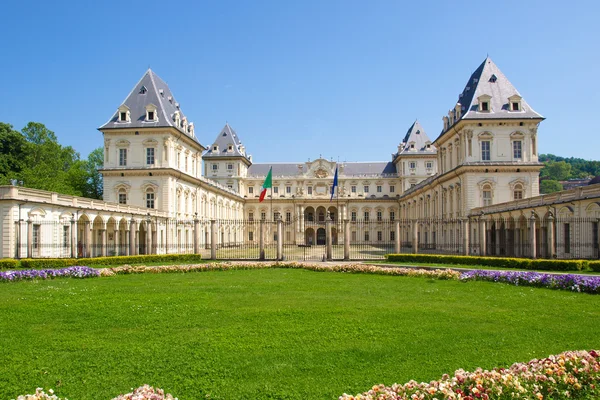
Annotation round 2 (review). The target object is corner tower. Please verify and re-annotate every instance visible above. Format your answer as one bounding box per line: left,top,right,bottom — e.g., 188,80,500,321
393,120,437,192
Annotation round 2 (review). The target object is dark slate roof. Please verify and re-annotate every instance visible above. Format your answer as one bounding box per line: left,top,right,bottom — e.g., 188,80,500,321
394,120,437,157
247,162,397,177
203,123,251,164
99,69,200,141
452,57,543,123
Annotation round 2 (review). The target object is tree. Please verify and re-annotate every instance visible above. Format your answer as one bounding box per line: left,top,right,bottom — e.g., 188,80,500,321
541,161,572,181
85,147,104,199
540,180,563,194
0,123,28,184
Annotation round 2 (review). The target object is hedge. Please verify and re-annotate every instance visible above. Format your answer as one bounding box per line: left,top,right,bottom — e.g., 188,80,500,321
17,254,203,269
0,259,20,270
384,254,589,272
590,261,600,272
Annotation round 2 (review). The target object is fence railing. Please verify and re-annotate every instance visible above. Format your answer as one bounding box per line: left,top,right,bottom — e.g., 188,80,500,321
8,216,600,261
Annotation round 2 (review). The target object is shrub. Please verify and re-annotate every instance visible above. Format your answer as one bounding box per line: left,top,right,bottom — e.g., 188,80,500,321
19,258,78,269
590,261,600,272
16,254,202,269
0,259,19,270
385,254,586,272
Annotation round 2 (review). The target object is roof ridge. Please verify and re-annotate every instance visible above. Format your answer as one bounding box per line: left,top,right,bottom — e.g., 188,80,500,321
148,70,170,125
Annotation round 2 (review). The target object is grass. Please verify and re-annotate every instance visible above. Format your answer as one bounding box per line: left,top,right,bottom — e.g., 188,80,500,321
373,260,600,274
1,269,600,400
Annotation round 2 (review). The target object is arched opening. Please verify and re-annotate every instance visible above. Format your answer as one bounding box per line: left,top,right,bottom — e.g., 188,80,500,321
305,228,315,245
304,207,315,222
316,206,327,222
138,221,147,255
327,206,338,221
317,228,326,245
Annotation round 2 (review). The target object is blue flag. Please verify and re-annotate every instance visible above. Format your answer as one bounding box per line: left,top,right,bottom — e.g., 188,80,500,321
330,165,338,201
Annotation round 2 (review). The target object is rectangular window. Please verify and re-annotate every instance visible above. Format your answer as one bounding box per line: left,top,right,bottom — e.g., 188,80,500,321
364,212,369,222
513,141,522,159
307,186,312,195
248,187,254,194
63,226,69,249
274,212,280,221
286,231,291,242
351,211,356,222
147,111,154,121
146,192,155,209
33,225,40,249
249,231,254,241
483,190,492,206
119,148,127,166
390,185,395,193
212,164,218,171
377,185,382,193
351,185,356,193
118,193,127,204
364,186,369,193
227,163,233,170
286,186,291,194
248,212,254,221
410,162,416,169
564,223,571,253
481,102,489,111
364,231,370,241
177,153,180,168
377,211,382,221
514,190,523,200
351,231,357,241
390,231,395,241
261,212,266,221
512,102,519,111
146,148,155,165
377,231,382,241
273,186,279,194
390,211,395,221
120,112,127,121
286,212,291,222
185,157,188,171
426,162,432,169
481,141,491,161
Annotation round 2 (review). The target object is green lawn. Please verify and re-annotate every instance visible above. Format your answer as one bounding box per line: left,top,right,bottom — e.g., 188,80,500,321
1,269,600,400
373,260,600,274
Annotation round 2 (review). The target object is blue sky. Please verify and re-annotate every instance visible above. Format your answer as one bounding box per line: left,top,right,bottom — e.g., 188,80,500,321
1,0,598,162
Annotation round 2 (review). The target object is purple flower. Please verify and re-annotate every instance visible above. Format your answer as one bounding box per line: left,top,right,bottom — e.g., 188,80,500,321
0,266,99,282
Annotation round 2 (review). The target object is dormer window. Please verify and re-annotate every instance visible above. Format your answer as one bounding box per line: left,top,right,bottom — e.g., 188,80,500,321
489,74,497,83
145,104,157,122
508,95,522,112
139,86,147,94
212,145,218,152
477,94,492,112
173,111,181,128
118,105,130,123
228,144,233,152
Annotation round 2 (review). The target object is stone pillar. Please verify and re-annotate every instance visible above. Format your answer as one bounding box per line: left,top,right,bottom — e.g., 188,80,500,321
146,223,152,255
394,220,401,254
343,219,350,260
194,218,200,254
129,219,136,256
530,213,537,259
463,218,470,256
70,219,77,258
85,221,92,258
124,227,130,256
412,220,419,254
326,218,332,261
259,220,265,260
479,218,487,256
547,213,556,258
27,219,33,258
210,219,217,260
277,217,283,261
495,222,501,256
101,228,107,257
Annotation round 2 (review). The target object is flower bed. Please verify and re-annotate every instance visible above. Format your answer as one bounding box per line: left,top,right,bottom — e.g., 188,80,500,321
0,266,99,282
13,385,176,400
340,349,600,400
460,269,600,294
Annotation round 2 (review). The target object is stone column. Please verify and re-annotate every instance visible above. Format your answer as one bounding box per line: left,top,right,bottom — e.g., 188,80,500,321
479,218,487,256
530,213,537,259
463,218,470,256
210,219,217,260
395,220,401,254
547,213,556,258
326,218,332,261
101,228,107,257
495,222,501,256
70,219,77,258
146,223,152,255
412,220,419,254
124,227,130,256
277,217,283,261
259,219,265,260
129,219,136,256
194,218,200,254
85,221,92,258
27,219,33,258
343,219,350,260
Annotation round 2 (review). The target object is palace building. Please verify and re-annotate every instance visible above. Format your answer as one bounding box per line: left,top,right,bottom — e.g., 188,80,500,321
1,57,599,260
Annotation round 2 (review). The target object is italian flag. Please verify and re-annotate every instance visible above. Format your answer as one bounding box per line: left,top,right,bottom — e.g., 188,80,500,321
259,166,272,202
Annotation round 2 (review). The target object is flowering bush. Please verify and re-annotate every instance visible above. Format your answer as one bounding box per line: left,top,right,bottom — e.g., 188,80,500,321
0,266,99,282
111,384,177,400
460,269,600,294
13,388,63,400
340,349,600,400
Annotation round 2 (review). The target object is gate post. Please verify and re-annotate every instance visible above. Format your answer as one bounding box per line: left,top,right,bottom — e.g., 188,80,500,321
259,219,265,260
479,216,487,256
343,218,350,260
547,213,556,258
101,226,107,257
394,220,401,254
463,218,470,256
194,217,200,254
210,219,217,260
530,212,537,259
326,218,332,261
277,217,283,261
411,220,419,254
27,218,33,258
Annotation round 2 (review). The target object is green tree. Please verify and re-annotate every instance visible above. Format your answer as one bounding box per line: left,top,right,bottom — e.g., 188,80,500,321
540,180,563,194
541,161,572,181
85,147,104,199
0,123,28,184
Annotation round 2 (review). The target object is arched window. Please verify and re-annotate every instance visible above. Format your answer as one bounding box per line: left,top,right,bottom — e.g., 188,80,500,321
482,185,492,207
146,188,155,209
513,184,523,200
